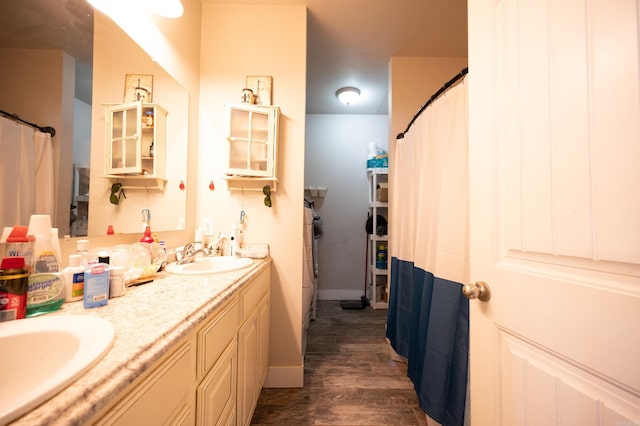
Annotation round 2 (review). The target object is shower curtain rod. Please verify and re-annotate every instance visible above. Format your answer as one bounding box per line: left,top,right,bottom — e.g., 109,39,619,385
396,67,468,140
0,108,56,137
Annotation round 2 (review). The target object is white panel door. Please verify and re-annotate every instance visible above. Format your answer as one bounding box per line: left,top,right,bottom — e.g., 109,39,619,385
468,0,640,424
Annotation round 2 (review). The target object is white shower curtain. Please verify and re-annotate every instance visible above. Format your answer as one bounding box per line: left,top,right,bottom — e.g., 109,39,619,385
386,78,469,426
0,116,55,230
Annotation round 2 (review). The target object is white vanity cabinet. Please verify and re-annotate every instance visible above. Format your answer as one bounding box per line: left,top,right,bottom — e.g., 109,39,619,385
90,265,270,426
104,101,167,189
196,298,239,425
225,104,280,183
93,336,197,425
237,267,270,426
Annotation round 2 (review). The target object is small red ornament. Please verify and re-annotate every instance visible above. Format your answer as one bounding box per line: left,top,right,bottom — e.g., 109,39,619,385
179,180,185,190
209,180,215,191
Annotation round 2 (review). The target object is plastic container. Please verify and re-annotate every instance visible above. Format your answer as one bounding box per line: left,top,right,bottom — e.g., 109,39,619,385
375,243,388,270
109,266,126,298
0,257,29,321
26,215,64,316
63,254,85,302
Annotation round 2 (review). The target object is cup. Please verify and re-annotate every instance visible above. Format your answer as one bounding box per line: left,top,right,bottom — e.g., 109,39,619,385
27,214,52,237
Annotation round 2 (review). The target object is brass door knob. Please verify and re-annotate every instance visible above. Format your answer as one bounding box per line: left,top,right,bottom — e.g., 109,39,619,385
462,281,491,302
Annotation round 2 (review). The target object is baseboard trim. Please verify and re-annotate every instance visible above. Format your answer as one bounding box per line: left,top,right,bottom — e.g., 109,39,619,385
263,365,304,388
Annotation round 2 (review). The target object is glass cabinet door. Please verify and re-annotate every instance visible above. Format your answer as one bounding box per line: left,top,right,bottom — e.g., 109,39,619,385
106,102,142,174
226,105,278,178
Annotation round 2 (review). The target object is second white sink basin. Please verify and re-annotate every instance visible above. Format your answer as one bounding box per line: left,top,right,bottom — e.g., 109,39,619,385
0,315,114,424
165,256,254,275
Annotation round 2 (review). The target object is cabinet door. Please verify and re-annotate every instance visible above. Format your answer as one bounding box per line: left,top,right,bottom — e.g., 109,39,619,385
226,105,277,178
237,310,258,426
106,102,142,174
197,340,237,426
257,295,270,388
95,339,196,425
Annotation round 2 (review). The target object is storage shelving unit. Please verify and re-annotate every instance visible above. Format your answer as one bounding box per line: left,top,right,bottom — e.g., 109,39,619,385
367,168,389,309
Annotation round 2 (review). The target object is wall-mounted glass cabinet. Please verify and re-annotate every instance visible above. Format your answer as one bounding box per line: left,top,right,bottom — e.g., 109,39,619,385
104,101,167,189
225,104,280,184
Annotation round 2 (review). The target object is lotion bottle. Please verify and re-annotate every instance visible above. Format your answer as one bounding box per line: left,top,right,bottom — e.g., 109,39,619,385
63,254,85,302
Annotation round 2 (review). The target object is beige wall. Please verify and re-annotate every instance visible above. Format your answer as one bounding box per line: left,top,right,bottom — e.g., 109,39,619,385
198,4,307,387
389,57,468,141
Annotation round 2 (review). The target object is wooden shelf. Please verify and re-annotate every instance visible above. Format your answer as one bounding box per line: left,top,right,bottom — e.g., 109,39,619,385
103,175,166,190
223,175,279,192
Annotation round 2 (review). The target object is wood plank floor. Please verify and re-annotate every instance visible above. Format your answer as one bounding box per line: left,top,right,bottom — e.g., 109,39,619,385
251,300,427,425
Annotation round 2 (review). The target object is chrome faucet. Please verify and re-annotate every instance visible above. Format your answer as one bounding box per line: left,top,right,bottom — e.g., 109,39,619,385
213,233,228,256
177,241,212,264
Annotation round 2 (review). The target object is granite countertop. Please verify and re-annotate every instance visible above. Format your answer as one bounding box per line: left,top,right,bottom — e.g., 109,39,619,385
11,258,270,426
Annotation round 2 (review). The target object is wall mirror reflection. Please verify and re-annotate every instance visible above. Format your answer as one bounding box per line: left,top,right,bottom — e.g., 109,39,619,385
0,0,188,238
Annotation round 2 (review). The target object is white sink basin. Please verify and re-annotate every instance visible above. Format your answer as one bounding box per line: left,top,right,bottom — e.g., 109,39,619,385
165,256,254,275
0,315,114,424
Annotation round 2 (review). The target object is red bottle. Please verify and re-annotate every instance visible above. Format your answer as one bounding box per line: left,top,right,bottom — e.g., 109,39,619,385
140,225,154,243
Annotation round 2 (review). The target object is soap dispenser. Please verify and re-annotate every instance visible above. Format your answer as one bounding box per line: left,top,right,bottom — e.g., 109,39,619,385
140,225,154,243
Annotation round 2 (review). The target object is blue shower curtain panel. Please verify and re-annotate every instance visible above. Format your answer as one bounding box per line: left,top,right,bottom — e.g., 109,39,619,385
386,257,469,426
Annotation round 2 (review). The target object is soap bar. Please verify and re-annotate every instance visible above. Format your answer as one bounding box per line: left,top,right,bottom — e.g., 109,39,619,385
84,263,110,309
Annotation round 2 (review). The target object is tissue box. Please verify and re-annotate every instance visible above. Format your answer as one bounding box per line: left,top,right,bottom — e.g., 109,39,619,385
367,157,389,168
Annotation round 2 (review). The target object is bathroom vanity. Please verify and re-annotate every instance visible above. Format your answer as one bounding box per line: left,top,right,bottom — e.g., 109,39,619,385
10,258,270,426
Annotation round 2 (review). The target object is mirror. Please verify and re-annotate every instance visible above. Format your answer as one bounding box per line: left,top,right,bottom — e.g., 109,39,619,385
88,12,188,236
0,0,188,237
0,0,93,236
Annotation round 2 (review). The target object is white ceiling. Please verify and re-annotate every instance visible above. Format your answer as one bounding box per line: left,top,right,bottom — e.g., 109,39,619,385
0,0,468,114
304,0,468,114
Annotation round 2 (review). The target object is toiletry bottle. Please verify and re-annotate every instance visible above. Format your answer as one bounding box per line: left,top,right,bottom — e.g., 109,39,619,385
63,254,85,302
76,239,93,265
26,215,65,317
109,266,126,298
4,226,34,273
0,257,29,321
84,263,110,309
140,225,154,243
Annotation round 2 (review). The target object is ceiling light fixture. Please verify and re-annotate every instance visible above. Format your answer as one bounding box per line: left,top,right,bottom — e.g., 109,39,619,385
336,87,360,105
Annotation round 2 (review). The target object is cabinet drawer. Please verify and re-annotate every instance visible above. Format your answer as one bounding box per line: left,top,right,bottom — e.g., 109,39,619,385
239,268,269,322
197,298,239,380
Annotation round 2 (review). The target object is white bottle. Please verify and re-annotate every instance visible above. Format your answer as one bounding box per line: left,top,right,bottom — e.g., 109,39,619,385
63,254,85,302
76,239,92,265
109,266,126,298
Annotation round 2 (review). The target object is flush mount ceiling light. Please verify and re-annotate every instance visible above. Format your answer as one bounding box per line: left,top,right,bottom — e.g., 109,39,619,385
336,87,361,105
